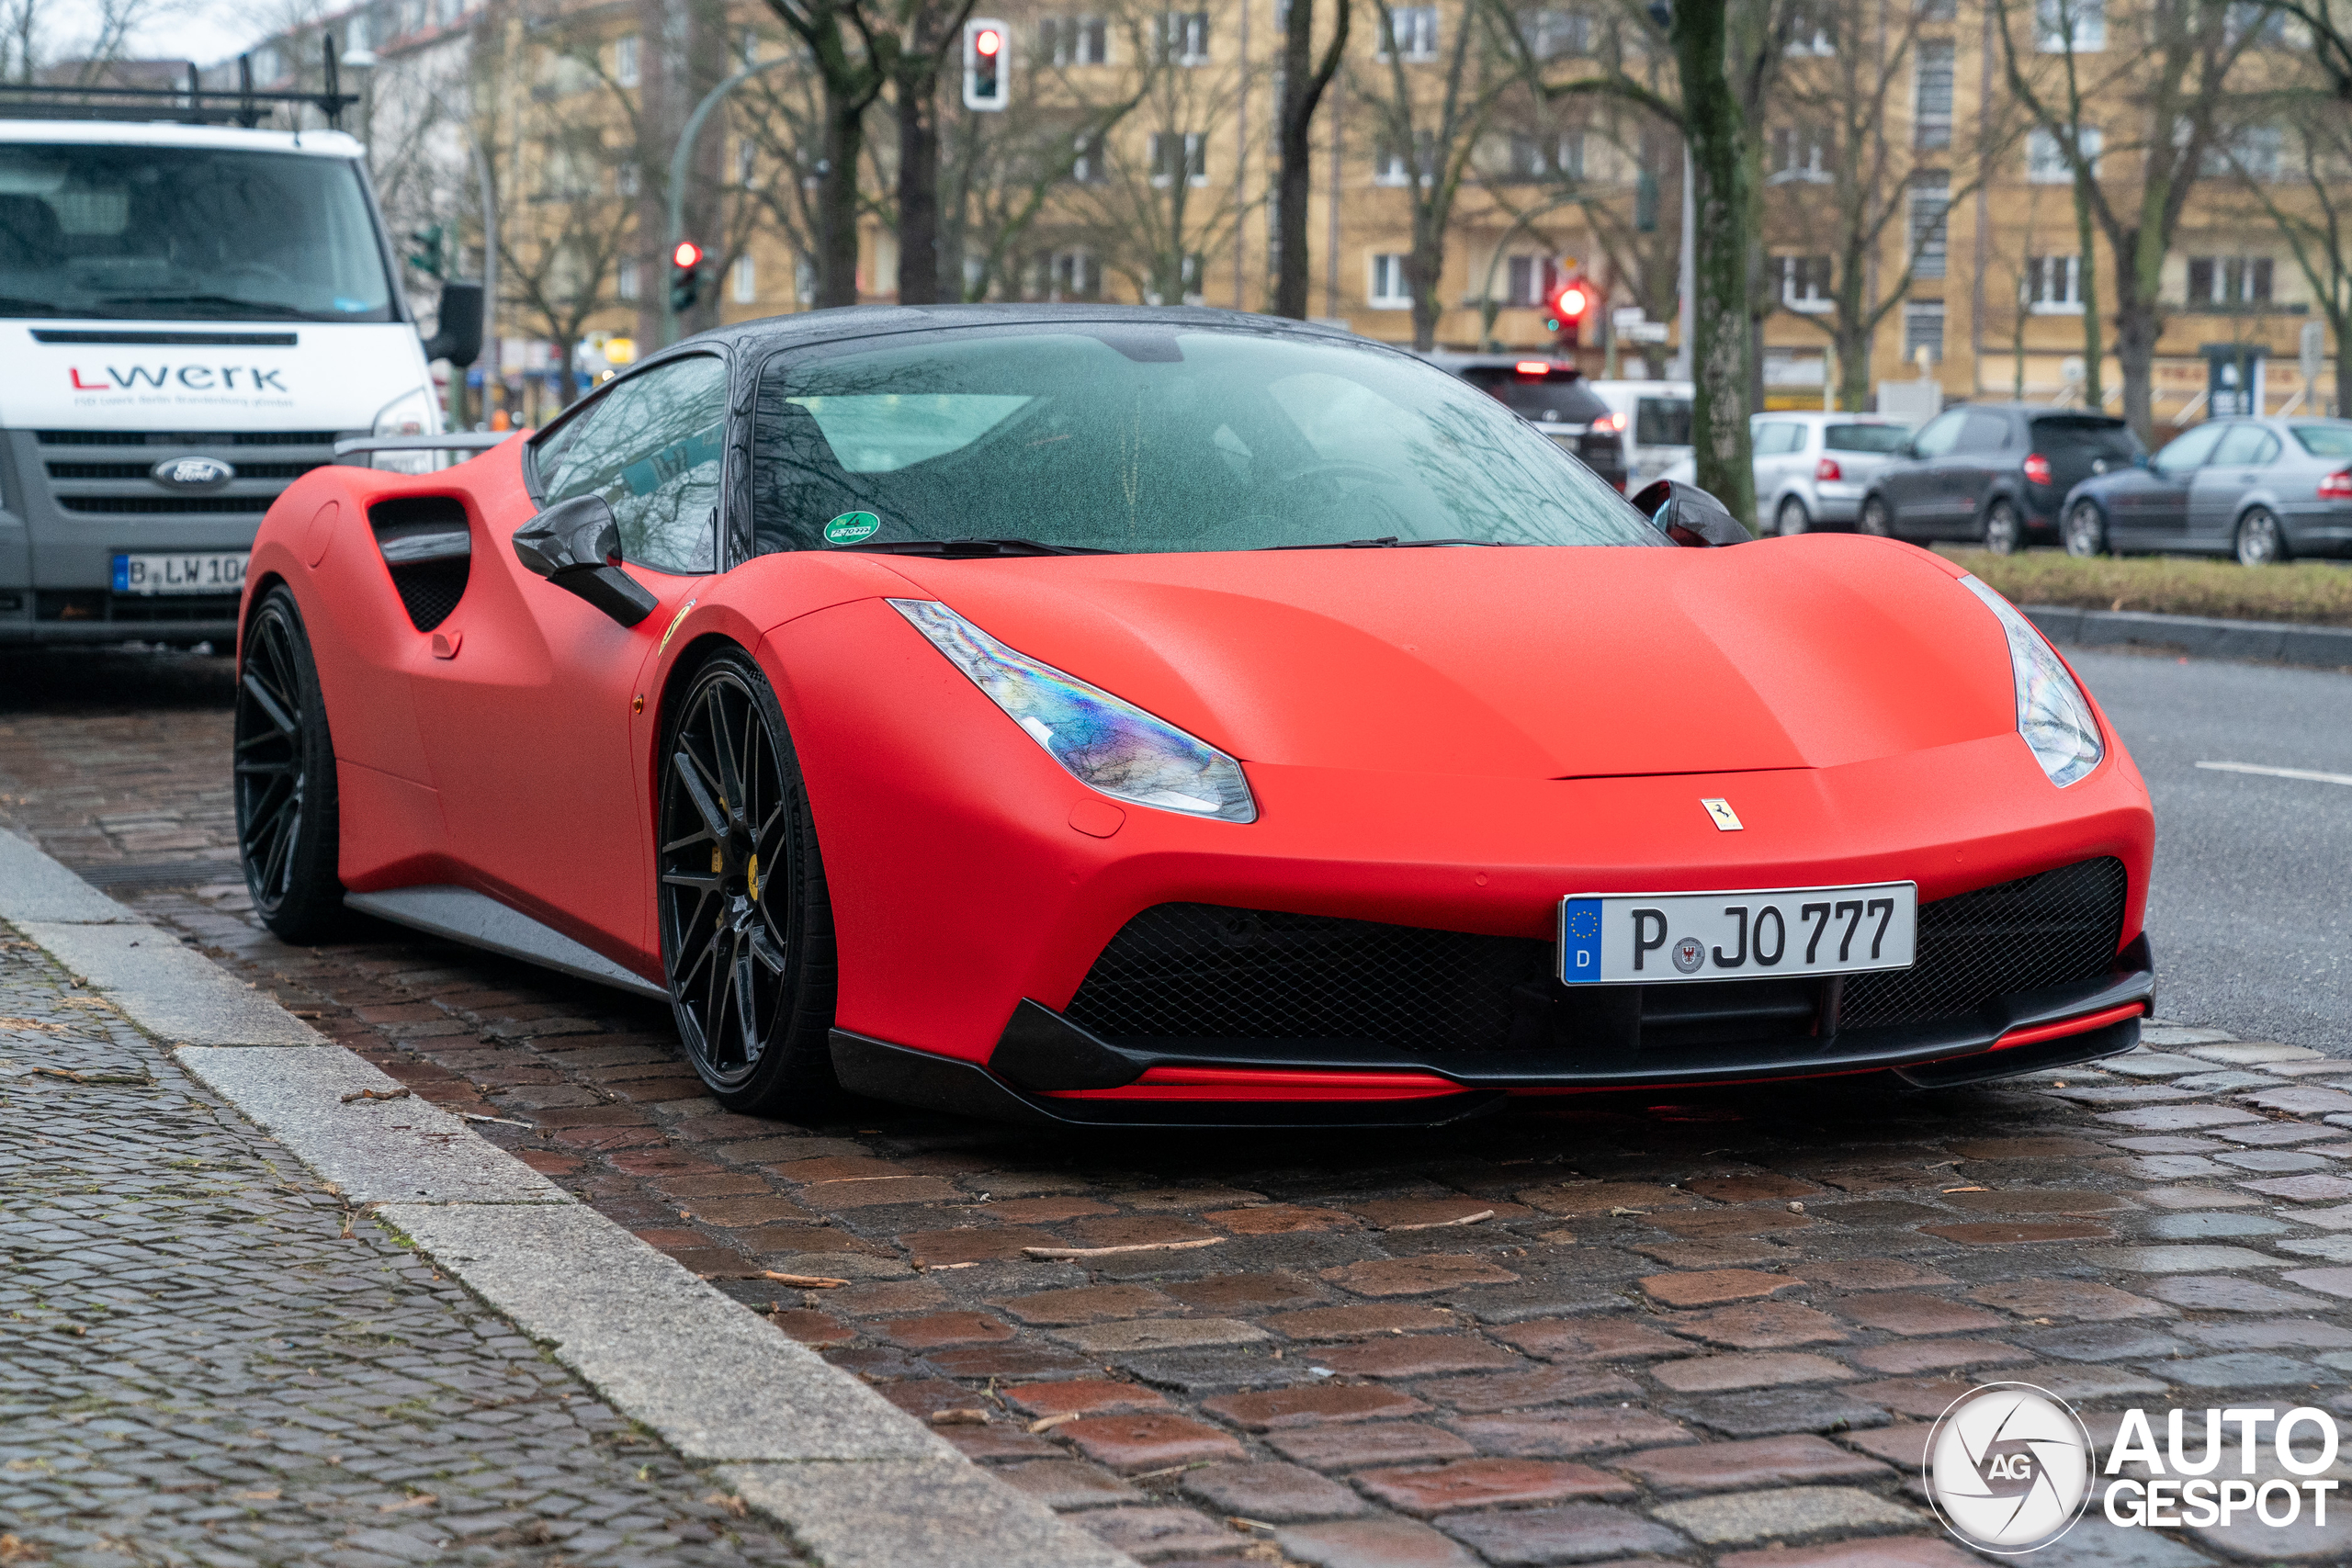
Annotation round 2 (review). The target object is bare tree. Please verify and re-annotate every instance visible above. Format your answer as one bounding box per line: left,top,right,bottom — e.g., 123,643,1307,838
2226,89,2352,414
1274,0,1351,316
758,0,889,305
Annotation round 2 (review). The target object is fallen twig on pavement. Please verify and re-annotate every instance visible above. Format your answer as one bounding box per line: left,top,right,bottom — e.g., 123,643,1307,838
1023,1236,1224,1260
759,1270,849,1288
1385,1209,1494,1232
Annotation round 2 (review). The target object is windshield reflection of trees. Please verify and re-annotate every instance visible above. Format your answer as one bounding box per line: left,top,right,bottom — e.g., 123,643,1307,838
748,333,1658,555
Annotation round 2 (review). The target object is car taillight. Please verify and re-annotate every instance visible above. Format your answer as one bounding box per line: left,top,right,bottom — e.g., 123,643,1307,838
2322,469,2352,501
2022,453,2053,486
1815,457,1841,482
1598,411,1628,433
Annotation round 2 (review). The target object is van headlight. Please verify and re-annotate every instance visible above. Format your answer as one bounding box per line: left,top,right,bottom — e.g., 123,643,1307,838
889,598,1257,822
1958,575,2104,786
370,387,438,474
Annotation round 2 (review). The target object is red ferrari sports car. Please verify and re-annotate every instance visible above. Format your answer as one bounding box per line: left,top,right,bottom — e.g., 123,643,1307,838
234,306,2154,1127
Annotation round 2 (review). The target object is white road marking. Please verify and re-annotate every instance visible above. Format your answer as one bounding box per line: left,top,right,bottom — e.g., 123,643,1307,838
2197,761,2352,788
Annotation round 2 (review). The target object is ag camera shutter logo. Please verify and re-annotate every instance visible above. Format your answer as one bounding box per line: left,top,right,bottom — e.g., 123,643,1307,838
1925,1382,2094,1553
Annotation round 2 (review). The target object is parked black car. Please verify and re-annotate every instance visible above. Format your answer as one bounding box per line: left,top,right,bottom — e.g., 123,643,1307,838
1417,353,1632,492
1858,404,2145,553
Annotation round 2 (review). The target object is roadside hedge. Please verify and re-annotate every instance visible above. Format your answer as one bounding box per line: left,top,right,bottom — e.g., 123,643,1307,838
1940,548,2352,629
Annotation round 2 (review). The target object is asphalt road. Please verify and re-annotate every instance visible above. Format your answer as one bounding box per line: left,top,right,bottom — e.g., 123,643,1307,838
2069,647,2352,1053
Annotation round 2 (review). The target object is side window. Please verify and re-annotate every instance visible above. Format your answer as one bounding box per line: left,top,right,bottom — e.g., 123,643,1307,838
1959,411,2010,452
532,355,728,574
2211,423,2272,466
1911,411,1966,458
2153,422,2224,476
1754,423,1800,455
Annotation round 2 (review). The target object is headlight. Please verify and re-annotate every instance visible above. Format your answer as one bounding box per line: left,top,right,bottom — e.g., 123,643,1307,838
370,386,438,474
889,598,1257,822
1958,574,2104,786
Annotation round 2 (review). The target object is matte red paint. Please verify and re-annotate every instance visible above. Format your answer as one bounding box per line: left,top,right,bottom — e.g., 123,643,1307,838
241,441,2155,1103
1991,1000,2148,1051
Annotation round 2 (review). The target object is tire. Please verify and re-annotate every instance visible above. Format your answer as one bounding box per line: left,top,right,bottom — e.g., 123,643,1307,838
1982,498,2025,556
234,584,346,942
2235,507,2289,567
1775,498,1810,536
2064,501,2109,558
657,649,839,1116
1860,495,1894,536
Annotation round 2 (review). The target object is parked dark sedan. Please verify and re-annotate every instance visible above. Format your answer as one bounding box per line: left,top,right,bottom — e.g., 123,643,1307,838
1859,404,2143,553
2059,416,2352,565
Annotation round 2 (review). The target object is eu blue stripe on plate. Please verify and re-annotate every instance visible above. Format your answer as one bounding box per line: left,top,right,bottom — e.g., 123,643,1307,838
111,555,130,592
1560,898,1603,983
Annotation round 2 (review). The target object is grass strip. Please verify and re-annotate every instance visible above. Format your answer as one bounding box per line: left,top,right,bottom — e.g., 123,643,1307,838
1940,547,2352,628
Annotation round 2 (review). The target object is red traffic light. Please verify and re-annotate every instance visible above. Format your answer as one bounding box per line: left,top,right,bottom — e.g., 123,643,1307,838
1554,284,1589,320
673,241,704,270
975,27,1002,53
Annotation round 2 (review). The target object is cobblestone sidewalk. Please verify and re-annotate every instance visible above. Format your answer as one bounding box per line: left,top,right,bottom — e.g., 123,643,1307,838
0,936,808,1568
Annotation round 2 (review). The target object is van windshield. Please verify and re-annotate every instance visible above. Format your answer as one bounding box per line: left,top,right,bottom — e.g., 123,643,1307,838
0,143,396,321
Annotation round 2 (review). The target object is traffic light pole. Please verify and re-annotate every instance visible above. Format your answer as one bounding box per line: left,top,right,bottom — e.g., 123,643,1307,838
662,54,793,347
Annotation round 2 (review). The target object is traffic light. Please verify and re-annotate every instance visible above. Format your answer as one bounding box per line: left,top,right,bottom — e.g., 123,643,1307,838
964,18,1008,110
408,224,446,278
670,240,705,313
1551,279,1590,348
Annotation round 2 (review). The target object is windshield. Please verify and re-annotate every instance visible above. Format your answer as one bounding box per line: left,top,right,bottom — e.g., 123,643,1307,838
1456,367,1610,425
0,143,395,321
2292,423,2352,457
752,328,1667,554
1635,396,1692,446
1826,423,1910,454
2031,417,2143,462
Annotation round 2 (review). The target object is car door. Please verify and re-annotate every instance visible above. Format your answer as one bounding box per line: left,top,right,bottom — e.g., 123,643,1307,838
1883,410,1965,529
2188,423,2277,549
1751,420,1803,507
2116,423,2222,548
411,352,727,964
1941,410,2014,537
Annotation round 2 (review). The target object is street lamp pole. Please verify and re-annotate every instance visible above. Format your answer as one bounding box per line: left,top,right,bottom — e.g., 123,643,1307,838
662,54,792,347
467,128,499,428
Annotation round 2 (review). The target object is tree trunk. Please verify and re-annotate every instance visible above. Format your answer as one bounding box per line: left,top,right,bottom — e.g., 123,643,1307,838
1408,242,1440,352
2113,290,2160,441
2337,333,2352,418
896,62,942,305
2071,174,2102,410
1836,320,1871,411
1274,0,1346,320
1673,0,1757,530
817,83,865,307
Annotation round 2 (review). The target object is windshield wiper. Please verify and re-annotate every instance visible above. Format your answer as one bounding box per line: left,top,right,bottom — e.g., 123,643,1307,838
837,536,1119,558
1265,536,1505,550
96,293,311,319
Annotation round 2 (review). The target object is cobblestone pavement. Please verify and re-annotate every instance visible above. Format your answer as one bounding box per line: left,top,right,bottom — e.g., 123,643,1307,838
0,938,808,1568
11,650,2352,1567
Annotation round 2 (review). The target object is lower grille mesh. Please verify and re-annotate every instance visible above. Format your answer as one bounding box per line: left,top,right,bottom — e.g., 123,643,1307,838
1063,857,2131,1055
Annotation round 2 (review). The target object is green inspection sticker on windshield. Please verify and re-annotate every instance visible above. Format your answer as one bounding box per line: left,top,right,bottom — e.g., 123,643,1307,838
823,511,881,545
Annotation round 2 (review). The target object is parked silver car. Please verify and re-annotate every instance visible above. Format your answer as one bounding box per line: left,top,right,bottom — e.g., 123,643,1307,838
2060,416,2352,565
1752,412,1915,534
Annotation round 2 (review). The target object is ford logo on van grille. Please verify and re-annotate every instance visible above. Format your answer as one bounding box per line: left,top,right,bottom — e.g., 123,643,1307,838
153,457,235,491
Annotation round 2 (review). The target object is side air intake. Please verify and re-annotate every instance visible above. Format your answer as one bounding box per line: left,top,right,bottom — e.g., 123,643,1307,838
368,496,472,632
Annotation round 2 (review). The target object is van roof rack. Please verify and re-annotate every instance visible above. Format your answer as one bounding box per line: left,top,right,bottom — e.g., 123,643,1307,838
0,37,358,130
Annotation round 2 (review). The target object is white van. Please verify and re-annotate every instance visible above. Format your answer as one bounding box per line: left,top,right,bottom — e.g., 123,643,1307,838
1587,379,1694,491
0,103,481,649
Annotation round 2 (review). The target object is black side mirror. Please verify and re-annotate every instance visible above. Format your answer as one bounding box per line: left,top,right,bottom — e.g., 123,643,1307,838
422,280,485,368
512,495,661,626
1630,479,1751,547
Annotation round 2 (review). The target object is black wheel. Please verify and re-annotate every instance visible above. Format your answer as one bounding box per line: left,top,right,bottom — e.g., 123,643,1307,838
233,585,345,941
657,649,838,1114
1775,498,1810,536
2064,501,2109,558
1860,495,1894,536
2235,507,2289,567
1982,498,2025,555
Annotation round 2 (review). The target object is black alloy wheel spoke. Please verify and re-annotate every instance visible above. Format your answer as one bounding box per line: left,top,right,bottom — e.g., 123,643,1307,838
672,750,729,842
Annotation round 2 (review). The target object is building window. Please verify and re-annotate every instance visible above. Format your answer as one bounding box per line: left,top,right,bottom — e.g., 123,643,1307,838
1913,39,1953,151
1156,10,1210,62
731,254,756,303
615,33,640,87
2026,254,2080,311
1769,125,1830,182
737,138,757,186
2037,0,2105,51
1917,0,1957,19
1909,174,1951,280
1374,130,1433,186
2027,125,2101,183
1380,6,1441,60
1905,301,1946,363
2206,124,2283,180
2225,1,2288,42
1781,0,1835,53
1149,131,1208,186
616,261,639,300
1069,132,1109,184
2187,255,2275,306
1504,131,1582,181
1369,253,1411,308
1049,250,1098,300
1780,254,1833,311
1522,8,1590,59
1042,15,1110,64
1505,254,1562,306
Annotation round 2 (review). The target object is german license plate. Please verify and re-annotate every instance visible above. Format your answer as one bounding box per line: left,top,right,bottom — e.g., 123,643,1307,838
112,551,248,595
1558,882,1917,984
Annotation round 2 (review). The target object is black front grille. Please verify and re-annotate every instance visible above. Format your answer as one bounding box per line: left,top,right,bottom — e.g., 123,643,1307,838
1063,904,1549,1051
46,461,318,481
35,429,340,446
57,495,272,513
1840,857,2129,1029
1064,857,2132,1059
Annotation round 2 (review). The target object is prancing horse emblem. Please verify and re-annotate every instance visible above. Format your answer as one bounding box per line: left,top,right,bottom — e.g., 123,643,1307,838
1702,797,1743,831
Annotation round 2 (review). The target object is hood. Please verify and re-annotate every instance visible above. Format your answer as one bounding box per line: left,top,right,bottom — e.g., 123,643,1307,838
876,538,2018,780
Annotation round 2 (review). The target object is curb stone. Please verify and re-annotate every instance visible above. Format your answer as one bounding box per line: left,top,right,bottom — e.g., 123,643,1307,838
0,827,1136,1568
2024,604,2352,671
